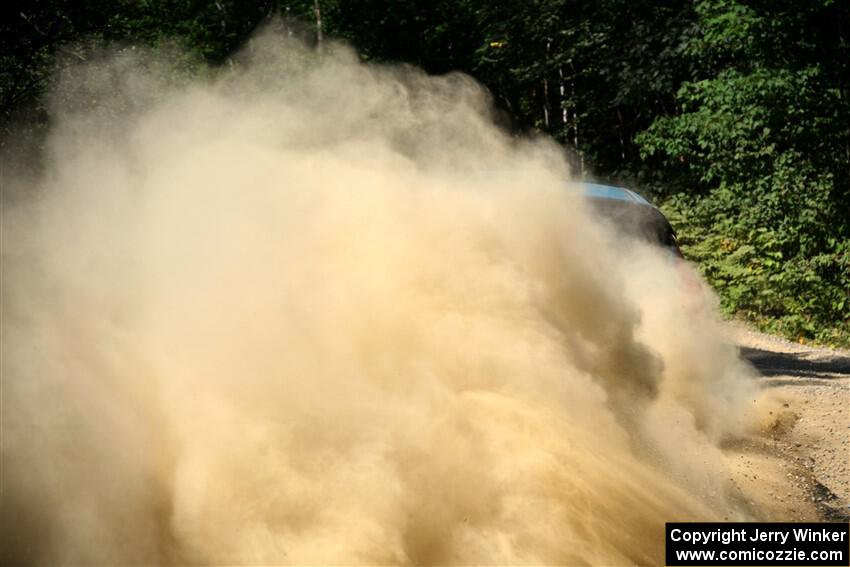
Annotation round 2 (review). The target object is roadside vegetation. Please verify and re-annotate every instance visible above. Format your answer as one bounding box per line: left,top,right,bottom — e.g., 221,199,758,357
2,0,848,345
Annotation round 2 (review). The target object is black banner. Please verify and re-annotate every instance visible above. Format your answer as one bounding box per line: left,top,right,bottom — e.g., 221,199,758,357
666,523,849,566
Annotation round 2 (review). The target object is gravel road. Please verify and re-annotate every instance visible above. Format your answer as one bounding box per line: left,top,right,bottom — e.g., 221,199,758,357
726,324,849,522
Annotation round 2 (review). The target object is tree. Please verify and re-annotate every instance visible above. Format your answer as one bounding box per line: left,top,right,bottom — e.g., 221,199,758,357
637,0,850,343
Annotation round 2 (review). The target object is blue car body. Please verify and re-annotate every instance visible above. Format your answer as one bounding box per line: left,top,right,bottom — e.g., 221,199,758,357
571,182,683,257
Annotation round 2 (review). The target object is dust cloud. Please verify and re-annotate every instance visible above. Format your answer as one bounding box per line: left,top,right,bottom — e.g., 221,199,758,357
2,33,762,565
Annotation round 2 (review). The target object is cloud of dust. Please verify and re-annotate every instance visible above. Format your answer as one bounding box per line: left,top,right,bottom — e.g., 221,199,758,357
1,32,762,565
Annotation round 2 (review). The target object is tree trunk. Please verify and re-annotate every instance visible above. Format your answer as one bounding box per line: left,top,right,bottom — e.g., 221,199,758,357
560,66,583,175
314,0,323,45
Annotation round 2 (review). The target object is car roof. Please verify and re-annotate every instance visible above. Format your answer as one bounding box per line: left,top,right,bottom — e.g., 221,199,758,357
566,182,677,247
572,182,654,206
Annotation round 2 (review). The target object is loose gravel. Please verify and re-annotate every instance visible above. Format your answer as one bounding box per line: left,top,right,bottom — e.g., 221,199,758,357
727,323,849,521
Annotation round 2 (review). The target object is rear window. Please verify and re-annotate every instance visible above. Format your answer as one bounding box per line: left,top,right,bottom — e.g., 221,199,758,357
587,199,677,249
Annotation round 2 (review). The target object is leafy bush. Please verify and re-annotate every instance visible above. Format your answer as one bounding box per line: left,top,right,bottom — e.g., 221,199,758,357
636,0,850,347
661,187,849,347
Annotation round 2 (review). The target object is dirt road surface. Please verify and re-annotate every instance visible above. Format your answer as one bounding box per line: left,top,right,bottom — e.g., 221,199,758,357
726,324,850,522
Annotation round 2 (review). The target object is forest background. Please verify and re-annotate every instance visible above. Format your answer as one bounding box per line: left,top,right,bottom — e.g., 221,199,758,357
2,0,848,345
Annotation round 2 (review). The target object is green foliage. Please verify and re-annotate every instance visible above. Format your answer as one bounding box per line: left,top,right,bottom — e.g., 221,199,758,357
663,191,849,347
638,0,849,346
638,67,842,187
